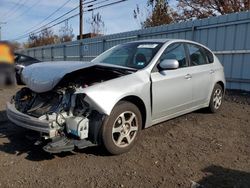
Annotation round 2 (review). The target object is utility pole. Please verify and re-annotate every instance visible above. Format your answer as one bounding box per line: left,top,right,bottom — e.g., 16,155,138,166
0,22,6,40
79,0,83,40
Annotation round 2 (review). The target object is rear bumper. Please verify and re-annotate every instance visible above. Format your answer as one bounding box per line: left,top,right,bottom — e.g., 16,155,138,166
6,102,57,138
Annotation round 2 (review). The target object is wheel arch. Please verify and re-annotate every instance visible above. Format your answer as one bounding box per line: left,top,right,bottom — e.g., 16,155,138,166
216,81,225,95
118,95,147,129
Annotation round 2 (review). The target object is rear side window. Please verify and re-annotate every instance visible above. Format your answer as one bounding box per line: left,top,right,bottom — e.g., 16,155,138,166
188,44,207,66
203,48,214,63
160,43,188,68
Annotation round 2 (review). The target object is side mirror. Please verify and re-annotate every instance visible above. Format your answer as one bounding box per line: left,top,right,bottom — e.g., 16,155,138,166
158,59,179,70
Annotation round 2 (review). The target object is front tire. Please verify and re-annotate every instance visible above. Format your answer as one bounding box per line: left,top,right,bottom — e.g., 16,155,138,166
101,101,142,155
208,84,223,113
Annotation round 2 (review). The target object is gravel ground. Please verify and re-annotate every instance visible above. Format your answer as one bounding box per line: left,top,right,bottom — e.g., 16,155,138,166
0,87,249,188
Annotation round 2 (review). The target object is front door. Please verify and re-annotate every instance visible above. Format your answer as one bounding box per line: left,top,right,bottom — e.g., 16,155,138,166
151,43,193,120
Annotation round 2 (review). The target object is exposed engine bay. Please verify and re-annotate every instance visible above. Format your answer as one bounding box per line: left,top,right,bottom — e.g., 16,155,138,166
57,65,131,88
12,66,132,153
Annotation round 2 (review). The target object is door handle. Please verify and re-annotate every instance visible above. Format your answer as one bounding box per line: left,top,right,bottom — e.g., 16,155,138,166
210,69,215,74
185,74,192,79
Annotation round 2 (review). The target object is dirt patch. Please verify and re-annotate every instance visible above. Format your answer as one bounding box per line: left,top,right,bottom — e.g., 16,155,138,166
0,88,249,188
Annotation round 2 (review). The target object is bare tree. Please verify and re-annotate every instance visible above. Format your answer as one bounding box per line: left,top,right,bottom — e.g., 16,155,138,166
26,28,59,48
59,20,74,42
133,4,146,27
87,12,105,35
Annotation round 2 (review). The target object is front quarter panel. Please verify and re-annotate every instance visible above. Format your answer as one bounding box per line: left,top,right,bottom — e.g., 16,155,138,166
75,70,152,126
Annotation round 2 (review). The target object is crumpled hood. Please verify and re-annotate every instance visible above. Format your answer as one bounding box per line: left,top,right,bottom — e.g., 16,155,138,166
22,61,94,93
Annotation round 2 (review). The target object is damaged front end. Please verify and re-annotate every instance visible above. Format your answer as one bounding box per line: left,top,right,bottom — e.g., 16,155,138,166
7,87,104,153
7,66,131,153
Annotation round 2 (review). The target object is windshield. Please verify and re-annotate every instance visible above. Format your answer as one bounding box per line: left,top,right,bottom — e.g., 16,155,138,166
91,42,163,69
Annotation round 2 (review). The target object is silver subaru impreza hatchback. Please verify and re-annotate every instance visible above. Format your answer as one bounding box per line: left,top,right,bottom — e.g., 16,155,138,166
6,39,225,154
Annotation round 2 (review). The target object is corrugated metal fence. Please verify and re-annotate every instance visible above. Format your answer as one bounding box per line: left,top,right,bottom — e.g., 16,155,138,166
20,11,250,91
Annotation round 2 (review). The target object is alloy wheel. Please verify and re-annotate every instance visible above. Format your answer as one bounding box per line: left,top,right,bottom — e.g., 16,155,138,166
112,111,139,148
213,88,222,109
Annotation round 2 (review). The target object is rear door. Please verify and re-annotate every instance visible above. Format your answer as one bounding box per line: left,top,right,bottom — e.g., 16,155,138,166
186,43,214,106
151,42,193,120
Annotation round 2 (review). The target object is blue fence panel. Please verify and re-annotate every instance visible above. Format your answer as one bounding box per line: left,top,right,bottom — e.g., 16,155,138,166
19,11,250,91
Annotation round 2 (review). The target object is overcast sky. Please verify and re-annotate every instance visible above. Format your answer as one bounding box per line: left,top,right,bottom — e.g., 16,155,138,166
0,0,153,42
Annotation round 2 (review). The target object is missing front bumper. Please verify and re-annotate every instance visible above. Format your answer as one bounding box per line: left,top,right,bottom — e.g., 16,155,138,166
6,101,103,153
6,102,57,138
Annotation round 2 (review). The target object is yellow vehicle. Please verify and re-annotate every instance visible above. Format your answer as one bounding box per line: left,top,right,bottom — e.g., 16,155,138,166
0,41,16,87
0,42,14,64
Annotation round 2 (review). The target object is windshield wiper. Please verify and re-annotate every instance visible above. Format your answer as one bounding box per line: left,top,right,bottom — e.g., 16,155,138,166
112,68,136,75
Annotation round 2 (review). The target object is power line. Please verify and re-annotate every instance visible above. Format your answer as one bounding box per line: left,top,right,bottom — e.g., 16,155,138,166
10,0,128,41
12,13,80,41
83,0,98,6
32,13,79,36
22,0,97,35
23,0,73,34
5,0,30,21
13,0,96,40
3,0,29,22
23,6,79,36
0,0,22,20
79,0,116,39
86,0,110,9
5,0,41,23
87,0,127,11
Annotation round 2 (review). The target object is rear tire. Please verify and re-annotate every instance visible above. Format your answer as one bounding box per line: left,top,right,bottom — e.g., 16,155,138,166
101,101,142,155
208,84,223,113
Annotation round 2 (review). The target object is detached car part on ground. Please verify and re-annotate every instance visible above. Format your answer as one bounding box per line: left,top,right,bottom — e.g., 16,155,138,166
6,39,226,155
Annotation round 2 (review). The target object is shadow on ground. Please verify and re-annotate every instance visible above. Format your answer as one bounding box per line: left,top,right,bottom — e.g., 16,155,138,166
0,110,108,161
196,165,250,188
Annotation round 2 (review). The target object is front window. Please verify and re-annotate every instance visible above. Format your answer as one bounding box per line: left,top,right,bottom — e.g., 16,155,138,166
92,42,163,69
160,43,188,68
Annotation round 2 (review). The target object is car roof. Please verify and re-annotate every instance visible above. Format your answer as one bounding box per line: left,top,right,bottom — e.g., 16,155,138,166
125,39,213,53
126,38,203,44
124,39,169,44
